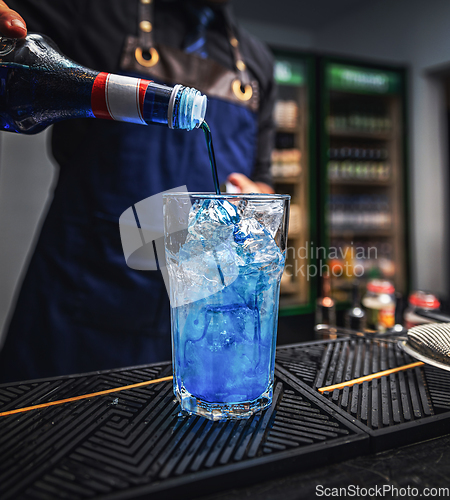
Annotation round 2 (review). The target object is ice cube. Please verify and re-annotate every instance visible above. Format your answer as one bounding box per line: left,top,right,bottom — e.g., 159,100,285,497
188,199,239,242
233,218,284,273
172,237,239,306
241,199,285,238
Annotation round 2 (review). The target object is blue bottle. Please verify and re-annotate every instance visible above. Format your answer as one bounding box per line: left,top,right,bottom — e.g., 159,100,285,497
0,34,207,134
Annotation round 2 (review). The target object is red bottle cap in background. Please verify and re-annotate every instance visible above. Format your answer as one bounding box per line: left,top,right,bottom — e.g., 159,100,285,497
408,291,440,310
367,279,395,295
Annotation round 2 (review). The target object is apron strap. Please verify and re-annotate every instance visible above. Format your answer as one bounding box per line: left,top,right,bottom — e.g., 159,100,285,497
134,0,159,68
222,6,250,87
138,0,154,50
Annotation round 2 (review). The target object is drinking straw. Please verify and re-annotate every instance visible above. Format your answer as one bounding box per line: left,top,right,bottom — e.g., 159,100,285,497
0,375,173,417
318,361,424,393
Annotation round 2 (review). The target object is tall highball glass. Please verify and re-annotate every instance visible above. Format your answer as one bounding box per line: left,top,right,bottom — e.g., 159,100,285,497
163,193,290,421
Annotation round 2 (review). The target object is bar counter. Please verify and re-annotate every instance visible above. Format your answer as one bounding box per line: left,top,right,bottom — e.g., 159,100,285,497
1,338,450,500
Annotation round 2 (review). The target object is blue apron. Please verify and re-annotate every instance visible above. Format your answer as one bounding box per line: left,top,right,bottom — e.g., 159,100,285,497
0,95,258,382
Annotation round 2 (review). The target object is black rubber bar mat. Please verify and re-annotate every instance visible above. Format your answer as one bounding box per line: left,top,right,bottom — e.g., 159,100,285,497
277,338,450,452
0,358,366,500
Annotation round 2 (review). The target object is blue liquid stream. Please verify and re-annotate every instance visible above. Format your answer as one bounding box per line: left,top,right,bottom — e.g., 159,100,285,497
201,121,221,195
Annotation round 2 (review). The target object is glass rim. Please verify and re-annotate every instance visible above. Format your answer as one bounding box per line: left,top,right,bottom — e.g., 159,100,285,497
162,192,291,200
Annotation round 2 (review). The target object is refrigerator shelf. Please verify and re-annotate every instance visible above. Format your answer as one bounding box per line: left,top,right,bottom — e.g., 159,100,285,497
329,179,392,187
328,130,393,141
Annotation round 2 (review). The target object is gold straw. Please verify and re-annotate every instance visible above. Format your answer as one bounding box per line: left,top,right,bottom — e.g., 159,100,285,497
0,375,173,417
318,361,424,393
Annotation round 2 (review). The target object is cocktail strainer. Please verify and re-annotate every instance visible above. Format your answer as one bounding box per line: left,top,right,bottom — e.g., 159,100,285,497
399,322,450,371
315,322,450,371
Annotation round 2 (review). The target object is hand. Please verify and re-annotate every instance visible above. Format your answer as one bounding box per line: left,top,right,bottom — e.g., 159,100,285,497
226,172,275,194
0,1,27,38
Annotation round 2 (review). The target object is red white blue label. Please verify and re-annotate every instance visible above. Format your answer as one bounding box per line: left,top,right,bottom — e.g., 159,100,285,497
91,72,150,124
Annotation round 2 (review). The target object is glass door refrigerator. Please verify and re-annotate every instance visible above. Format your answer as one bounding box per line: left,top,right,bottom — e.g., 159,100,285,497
318,58,410,308
270,51,317,317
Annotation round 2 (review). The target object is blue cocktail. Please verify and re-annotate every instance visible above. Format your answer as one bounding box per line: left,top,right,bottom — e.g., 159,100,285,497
163,193,290,420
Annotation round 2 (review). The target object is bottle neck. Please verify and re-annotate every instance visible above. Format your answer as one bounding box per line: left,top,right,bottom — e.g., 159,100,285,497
89,73,207,130
322,274,332,299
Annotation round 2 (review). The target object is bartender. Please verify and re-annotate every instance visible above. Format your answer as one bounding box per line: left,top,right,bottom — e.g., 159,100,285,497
0,0,276,382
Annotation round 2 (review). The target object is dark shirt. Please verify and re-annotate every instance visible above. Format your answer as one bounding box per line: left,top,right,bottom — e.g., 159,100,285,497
7,0,276,186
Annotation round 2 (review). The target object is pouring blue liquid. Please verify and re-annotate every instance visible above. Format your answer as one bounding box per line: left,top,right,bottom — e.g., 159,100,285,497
201,121,221,195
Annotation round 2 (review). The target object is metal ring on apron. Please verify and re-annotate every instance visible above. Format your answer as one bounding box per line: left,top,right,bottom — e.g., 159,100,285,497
231,79,253,101
135,46,159,68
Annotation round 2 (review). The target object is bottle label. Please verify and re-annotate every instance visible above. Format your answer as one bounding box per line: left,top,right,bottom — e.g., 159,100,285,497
91,73,150,125
378,308,395,329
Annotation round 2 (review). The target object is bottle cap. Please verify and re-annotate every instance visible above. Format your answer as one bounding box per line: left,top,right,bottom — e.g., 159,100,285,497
367,279,395,295
408,291,440,310
191,93,207,128
170,86,207,130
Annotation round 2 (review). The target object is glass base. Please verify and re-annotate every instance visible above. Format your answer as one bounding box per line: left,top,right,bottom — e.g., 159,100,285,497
175,384,273,421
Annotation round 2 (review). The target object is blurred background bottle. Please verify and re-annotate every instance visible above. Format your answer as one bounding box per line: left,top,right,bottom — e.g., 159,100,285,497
403,291,441,329
315,272,337,338
362,279,396,332
345,280,366,330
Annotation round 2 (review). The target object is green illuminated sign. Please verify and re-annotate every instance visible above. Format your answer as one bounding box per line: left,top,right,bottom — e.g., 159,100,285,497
274,59,305,86
328,64,400,94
